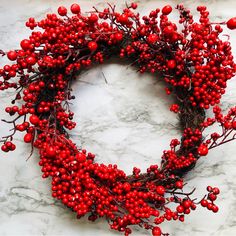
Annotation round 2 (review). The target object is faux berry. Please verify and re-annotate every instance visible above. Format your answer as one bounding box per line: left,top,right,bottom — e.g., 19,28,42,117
156,186,165,195
24,133,33,143
147,34,159,44
115,32,123,41
167,59,176,69
29,115,39,125
175,180,183,189
7,51,17,61
152,227,162,236
227,17,236,30
20,39,31,50
76,152,86,162
162,5,172,15
58,6,67,16
46,146,56,157
88,41,98,51
70,4,81,14
198,144,208,156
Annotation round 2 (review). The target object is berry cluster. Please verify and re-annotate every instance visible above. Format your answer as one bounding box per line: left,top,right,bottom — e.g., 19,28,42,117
1,3,236,236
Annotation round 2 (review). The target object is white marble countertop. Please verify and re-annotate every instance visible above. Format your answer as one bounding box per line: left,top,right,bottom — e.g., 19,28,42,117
0,0,236,235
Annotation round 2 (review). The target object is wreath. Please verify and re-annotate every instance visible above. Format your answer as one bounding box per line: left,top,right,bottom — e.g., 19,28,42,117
1,3,236,236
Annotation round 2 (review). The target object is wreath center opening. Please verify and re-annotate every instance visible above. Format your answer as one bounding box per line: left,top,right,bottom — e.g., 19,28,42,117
71,61,180,174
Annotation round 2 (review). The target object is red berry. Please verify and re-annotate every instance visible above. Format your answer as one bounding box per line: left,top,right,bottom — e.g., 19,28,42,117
10,144,16,151
115,32,123,41
201,199,208,207
212,205,219,213
58,6,67,16
227,17,236,30
147,34,159,44
89,14,98,23
76,152,86,162
163,25,175,35
5,141,12,148
123,182,131,192
70,4,81,14
1,144,8,152
118,14,129,24
20,39,31,50
26,56,37,66
175,180,183,189
167,59,176,69
213,187,220,195
224,121,232,129
183,200,192,209
46,146,56,157
232,121,236,129
207,186,213,192
131,3,138,9
208,193,217,201
207,203,213,210
29,115,39,125
179,215,185,222
7,51,17,61
197,144,208,156
162,5,172,15
24,133,33,143
16,124,25,131
88,41,98,51
152,227,162,236
156,185,165,195
176,205,184,213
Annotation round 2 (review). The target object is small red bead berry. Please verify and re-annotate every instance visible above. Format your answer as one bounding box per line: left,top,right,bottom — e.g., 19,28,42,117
118,14,129,24
20,39,31,50
163,25,175,35
207,186,213,192
147,34,159,44
88,41,98,51
58,6,67,16
167,59,176,69
156,185,165,195
46,146,56,158
162,5,172,15
7,51,17,61
26,56,37,66
208,193,217,201
183,200,192,209
76,152,86,162
232,121,236,129
224,121,232,129
11,144,16,151
70,4,81,14
29,115,39,125
212,205,219,213
123,182,131,192
131,3,138,9
227,17,236,30
152,227,162,236
177,205,184,213
24,133,33,143
213,187,220,195
89,14,98,23
115,32,123,41
197,144,208,156
1,144,8,152
175,180,183,189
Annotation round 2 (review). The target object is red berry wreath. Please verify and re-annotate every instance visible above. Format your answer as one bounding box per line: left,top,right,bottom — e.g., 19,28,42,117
1,3,236,236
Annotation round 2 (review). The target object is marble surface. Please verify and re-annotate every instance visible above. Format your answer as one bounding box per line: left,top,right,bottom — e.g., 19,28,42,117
0,0,236,235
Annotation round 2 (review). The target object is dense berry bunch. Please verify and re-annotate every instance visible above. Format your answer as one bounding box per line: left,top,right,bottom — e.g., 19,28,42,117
1,3,236,236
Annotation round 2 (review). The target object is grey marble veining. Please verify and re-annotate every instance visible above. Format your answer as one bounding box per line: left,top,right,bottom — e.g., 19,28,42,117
0,0,236,235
